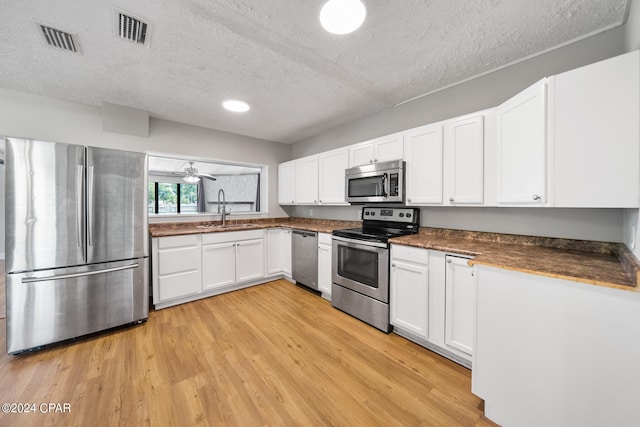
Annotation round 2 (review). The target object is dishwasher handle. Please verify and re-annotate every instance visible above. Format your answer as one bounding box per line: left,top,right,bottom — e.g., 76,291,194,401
292,230,316,238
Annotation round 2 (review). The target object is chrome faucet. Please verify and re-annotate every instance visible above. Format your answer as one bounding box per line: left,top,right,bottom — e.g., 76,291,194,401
217,188,227,226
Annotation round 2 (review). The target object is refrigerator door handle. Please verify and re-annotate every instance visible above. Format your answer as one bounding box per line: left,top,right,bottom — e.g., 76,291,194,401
21,263,139,284
87,165,95,246
76,165,84,249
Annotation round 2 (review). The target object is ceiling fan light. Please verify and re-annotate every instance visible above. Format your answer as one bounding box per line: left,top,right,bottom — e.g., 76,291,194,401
183,174,200,183
320,0,366,35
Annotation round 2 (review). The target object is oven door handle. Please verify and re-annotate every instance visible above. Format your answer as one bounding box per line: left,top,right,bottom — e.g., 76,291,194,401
332,235,388,249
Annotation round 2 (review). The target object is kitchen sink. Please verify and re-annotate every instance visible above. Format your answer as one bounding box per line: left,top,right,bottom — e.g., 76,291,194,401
195,223,256,230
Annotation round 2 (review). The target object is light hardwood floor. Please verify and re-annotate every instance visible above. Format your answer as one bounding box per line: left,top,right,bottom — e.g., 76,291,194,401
0,279,496,427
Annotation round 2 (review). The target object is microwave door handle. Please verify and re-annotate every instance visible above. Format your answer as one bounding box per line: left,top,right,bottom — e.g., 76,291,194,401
381,173,388,197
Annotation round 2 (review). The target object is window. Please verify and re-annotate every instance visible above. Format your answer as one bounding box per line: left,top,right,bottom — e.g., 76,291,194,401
148,156,263,215
148,182,199,214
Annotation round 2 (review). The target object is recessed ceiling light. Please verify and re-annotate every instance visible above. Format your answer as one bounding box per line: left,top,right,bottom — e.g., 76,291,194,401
223,100,250,113
320,0,366,35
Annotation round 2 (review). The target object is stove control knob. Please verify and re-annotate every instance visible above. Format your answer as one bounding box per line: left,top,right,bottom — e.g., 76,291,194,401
398,213,404,217
406,213,412,218
365,211,370,216
370,212,375,216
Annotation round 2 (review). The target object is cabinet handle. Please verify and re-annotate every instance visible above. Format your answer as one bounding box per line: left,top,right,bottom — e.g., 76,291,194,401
446,258,452,264
391,263,396,267
314,200,317,203
374,158,378,162
291,200,295,203
532,194,541,201
449,197,454,202
319,200,322,203
408,198,412,203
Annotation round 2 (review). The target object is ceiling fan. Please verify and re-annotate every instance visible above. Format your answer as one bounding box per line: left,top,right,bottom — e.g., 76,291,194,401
175,162,217,183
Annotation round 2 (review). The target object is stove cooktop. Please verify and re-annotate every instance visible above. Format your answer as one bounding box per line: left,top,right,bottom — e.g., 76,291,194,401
332,206,420,244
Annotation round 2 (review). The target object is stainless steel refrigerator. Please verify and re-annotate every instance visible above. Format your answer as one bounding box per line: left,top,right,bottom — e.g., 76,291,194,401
5,137,149,354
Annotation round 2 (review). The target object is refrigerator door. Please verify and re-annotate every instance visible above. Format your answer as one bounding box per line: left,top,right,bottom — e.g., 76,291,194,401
86,147,148,264
6,258,149,354
5,138,86,273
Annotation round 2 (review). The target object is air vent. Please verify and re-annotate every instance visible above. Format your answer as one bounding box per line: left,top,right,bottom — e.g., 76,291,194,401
114,9,151,47
37,23,79,53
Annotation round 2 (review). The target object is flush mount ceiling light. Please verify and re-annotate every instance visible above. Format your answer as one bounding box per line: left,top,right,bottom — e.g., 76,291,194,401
223,100,250,113
320,0,366,35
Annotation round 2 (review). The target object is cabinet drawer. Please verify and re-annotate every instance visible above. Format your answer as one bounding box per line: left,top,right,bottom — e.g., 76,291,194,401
158,246,200,275
318,232,332,245
202,229,264,245
158,270,201,301
158,234,199,249
391,245,429,265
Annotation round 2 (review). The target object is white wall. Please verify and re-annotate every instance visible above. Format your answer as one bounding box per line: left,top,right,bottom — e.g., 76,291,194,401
623,0,640,256
0,88,292,221
283,205,623,243
287,26,630,243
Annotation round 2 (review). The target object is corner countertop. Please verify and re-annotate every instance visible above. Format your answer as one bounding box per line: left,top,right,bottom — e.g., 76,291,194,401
390,228,640,292
148,217,361,237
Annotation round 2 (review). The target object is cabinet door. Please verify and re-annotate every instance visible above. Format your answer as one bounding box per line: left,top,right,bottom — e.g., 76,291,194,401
445,116,484,205
267,229,284,275
278,161,296,204
374,133,404,163
282,229,292,277
445,256,475,356
236,239,265,282
317,243,332,296
202,242,236,290
349,142,375,166
318,149,349,205
497,79,548,205
390,260,429,339
554,51,640,207
404,124,444,204
295,156,319,204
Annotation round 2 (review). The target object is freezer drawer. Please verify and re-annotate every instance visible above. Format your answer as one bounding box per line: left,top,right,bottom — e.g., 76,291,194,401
6,258,148,354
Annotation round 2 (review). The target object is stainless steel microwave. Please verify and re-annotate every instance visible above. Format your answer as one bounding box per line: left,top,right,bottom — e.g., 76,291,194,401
345,160,405,203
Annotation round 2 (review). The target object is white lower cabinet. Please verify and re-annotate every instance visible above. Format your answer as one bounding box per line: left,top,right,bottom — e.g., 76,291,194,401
317,233,332,299
444,255,475,356
266,228,292,277
202,230,265,291
390,245,474,367
152,230,268,309
152,235,202,305
390,245,429,339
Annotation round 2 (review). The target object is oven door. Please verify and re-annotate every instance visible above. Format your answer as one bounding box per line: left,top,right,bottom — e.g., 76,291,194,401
332,236,389,303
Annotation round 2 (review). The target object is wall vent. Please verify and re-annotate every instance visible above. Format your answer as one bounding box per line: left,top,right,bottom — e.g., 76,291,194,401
37,23,79,53
114,9,152,47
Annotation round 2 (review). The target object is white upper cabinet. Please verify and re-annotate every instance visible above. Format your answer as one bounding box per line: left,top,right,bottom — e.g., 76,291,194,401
349,132,404,166
278,160,296,205
553,50,640,208
295,155,319,204
404,123,444,205
496,78,550,206
444,115,485,205
318,148,349,205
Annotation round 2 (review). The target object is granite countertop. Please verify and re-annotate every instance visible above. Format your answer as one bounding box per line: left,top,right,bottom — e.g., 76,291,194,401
148,217,361,237
390,228,640,292
149,218,640,293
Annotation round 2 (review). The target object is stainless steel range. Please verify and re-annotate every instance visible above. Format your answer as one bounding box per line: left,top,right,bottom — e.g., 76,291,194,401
331,206,420,332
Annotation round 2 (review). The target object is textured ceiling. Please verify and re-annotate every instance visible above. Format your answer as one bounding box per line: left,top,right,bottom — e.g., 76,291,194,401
0,0,629,144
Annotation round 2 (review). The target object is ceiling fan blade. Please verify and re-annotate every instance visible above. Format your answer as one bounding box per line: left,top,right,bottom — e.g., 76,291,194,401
197,173,217,181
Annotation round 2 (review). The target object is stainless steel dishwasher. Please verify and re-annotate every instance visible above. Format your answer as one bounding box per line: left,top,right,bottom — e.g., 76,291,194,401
292,230,318,290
